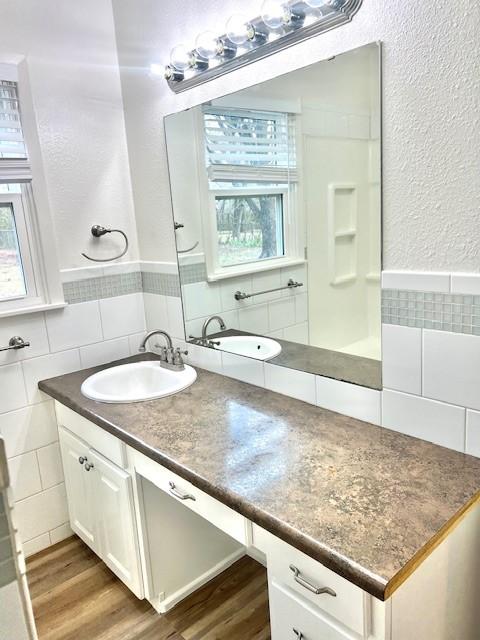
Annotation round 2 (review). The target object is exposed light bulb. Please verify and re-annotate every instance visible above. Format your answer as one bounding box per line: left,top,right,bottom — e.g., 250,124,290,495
304,0,327,7
195,31,221,59
170,44,192,71
261,0,288,30
225,14,255,46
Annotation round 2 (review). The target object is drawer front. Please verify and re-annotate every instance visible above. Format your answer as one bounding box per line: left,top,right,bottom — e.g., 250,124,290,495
129,448,247,545
55,403,126,468
270,579,355,640
267,533,365,635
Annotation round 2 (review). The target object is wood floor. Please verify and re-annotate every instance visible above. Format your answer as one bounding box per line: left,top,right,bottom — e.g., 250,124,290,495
27,536,271,640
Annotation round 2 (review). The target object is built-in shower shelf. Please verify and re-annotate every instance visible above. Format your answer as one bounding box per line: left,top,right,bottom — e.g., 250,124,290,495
328,183,358,286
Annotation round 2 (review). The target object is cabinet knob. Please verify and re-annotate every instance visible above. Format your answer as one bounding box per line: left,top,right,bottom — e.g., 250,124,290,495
84,462,94,471
79,456,87,465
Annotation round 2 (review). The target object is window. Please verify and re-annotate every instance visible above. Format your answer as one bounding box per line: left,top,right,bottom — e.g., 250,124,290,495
200,107,301,280
0,65,63,315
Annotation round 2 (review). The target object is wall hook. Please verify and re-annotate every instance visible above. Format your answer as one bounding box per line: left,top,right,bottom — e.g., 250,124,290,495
81,225,129,262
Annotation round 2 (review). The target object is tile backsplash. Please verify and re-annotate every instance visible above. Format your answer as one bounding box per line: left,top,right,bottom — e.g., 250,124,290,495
2,263,480,560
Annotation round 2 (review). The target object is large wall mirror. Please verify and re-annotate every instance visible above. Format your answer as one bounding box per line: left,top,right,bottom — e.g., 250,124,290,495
165,42,382,390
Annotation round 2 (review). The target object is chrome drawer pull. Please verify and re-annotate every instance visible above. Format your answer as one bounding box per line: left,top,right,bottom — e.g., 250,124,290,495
289,565,337,597
84,462,94,471
293,630,304,640
78,456,87,465
169,481,196,501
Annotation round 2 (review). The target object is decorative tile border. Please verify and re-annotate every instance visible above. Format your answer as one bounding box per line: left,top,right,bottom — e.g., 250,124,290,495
382,289,480,335
63,272,142,304
142,271,180,297
178,261,207,284
63,270,181,303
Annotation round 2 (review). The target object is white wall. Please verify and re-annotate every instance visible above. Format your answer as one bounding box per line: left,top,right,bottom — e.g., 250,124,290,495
0,0,143,555
112,0,480,272
0,0,139,269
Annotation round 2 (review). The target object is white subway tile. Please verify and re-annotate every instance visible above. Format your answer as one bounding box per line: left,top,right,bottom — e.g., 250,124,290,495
46,301,103,352
14,483,69,543
283,322,309,344
184,343,222,374
140,260,178,275
250,270,282,302
0,313,49,365
382,389,465,452
238,304,269,334
281,264,307,295
265,364,316,405
79,337,130,369
466,410,480,458
268,298,295,332
100,293,145,340
0,401,58,458
0,363,27,413
382,325,422,395
381,271,450,293
49,522,72,545
22,350,81,404
221,352,265,387
143,293,168,330
102,261,140,277
60,265,103,283
423,330,480,411
7,451,42,502
166,296,185,340
220,276,252,312
316,376,382,425
183,282,221,320
294,294,309,324
37,443,64,489
283,323,309,344
451,274,480,295
266,329,284,339
22,533,51,557
128,332,146,356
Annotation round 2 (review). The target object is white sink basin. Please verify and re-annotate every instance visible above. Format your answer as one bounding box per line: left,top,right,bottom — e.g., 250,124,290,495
81,361,197,403
214,335,281,361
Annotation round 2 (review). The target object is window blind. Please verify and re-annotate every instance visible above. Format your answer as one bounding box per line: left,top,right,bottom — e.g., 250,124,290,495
0,80,31,182
204,107,297,183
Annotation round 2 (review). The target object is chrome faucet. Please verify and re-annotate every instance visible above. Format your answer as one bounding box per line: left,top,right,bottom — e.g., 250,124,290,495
138,329,187,370
201,315,226,342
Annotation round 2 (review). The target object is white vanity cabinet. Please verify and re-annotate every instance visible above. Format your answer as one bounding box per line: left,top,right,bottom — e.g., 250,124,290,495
57,407,143,599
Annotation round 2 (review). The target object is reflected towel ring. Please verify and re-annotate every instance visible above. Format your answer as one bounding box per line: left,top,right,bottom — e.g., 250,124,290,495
174,220,199,254
81,225,129,262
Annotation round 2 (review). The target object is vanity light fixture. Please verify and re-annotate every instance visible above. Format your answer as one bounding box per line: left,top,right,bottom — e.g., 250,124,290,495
157,0,363,92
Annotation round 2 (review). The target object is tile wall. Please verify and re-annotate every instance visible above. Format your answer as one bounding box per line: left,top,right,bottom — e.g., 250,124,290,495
4,261,480,557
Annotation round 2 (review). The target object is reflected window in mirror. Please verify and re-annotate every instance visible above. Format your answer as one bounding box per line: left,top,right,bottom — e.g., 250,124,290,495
200,107,303,279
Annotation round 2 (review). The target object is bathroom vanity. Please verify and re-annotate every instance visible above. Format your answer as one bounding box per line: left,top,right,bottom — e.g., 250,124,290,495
39,354,480,640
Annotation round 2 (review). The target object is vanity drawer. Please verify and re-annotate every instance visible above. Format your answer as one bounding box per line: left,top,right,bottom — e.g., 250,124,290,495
267,533,365,635
55,403,126,468
129,448,247,545
270,579,356,640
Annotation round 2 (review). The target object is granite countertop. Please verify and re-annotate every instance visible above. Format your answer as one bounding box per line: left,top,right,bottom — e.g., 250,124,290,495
39,354,480,601
204,328,382,390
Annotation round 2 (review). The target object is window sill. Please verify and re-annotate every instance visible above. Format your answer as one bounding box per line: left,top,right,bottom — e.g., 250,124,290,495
0,301,67,319
206,258,306,282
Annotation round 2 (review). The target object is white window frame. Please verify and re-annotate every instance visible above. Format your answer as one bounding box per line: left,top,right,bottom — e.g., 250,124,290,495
0,61,64,317
194,108,304,282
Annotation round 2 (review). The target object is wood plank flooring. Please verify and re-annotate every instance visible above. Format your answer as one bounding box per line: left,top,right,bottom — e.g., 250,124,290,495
27,536,271,640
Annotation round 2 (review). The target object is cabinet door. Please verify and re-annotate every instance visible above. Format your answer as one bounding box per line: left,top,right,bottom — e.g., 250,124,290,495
58,427,98,552
89,448,143,598
270,580,354,640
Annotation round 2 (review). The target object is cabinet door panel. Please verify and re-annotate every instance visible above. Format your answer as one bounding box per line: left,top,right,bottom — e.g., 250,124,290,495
270,579,354,640
89,449,143,598
58,427,97,552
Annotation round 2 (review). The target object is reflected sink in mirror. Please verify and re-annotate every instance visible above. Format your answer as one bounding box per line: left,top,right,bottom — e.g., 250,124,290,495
81,361,197,403
214,335,281,361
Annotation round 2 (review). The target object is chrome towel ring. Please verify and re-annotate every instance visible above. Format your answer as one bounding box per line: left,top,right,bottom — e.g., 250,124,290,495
81,225,129,262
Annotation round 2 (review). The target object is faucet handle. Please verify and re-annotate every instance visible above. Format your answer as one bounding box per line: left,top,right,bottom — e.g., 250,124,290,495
156,345,168,362
173,347,188,367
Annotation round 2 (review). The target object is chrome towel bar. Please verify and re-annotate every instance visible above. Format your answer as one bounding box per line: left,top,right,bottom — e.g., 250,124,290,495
0,336,30,352
234,278,303,301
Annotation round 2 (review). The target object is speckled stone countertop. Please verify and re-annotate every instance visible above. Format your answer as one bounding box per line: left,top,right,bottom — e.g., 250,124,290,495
39,354,480,601
204,328,382,390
